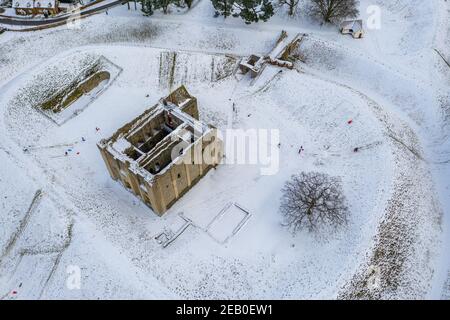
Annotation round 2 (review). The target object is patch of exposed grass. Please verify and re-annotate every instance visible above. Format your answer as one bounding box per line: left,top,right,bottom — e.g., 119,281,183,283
40,61,105,113
11,53,100,110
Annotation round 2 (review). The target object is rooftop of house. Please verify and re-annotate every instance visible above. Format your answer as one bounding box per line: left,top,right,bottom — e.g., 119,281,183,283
340,19,364,32
13,0,57,9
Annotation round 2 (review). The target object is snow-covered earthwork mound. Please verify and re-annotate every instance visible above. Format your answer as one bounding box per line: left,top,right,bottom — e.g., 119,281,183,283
0,40,443,299
10,53,122,125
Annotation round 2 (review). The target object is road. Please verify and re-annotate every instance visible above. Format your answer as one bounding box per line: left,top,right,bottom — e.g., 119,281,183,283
0,0,125,27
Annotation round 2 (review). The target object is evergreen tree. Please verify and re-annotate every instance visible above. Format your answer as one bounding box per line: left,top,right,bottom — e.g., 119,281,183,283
153,0,177,14
211,0,235,18
210,0,273,23
235,0,274,24
140,0,182,15
141,0,154,15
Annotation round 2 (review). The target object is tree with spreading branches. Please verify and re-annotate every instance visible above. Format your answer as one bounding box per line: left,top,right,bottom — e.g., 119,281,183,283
280,172,348,232
279,0,300,16
309,0,359,23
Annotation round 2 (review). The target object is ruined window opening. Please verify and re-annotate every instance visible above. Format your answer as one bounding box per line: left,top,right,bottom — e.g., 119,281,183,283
123,180,132,190
125,146,143,161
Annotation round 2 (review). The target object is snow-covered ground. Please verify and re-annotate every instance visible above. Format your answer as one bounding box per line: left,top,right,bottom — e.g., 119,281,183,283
0,0,449,299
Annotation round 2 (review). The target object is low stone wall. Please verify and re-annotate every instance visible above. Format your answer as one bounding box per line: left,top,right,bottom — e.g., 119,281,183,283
60,70,110,110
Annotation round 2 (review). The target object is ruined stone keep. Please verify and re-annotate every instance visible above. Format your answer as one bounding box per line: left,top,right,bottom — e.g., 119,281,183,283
98,86,223,215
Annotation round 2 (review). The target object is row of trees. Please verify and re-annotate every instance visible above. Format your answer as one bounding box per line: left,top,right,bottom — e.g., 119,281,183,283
211,0,359,24
140,0,193,16
139,0,359,25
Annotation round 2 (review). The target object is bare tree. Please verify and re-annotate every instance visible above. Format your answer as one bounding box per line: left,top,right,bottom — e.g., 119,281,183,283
279,0,300,16
309,0,359,24
280,172,348,232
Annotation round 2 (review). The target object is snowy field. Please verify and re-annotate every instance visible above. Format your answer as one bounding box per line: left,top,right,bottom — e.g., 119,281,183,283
0,0,449,299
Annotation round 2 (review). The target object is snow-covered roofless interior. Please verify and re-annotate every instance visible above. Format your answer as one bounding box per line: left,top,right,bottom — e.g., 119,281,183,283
97,86,223,216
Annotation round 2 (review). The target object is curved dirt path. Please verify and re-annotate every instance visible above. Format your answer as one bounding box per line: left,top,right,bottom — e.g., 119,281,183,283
299,67,442,299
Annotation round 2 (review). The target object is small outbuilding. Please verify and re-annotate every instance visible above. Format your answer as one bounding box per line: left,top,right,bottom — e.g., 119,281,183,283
239,31,304,79
340,20,364,39
12,0,60,16
239,54,264,78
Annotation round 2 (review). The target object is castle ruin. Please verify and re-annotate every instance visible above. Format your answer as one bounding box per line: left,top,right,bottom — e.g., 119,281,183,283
98,86,223,215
